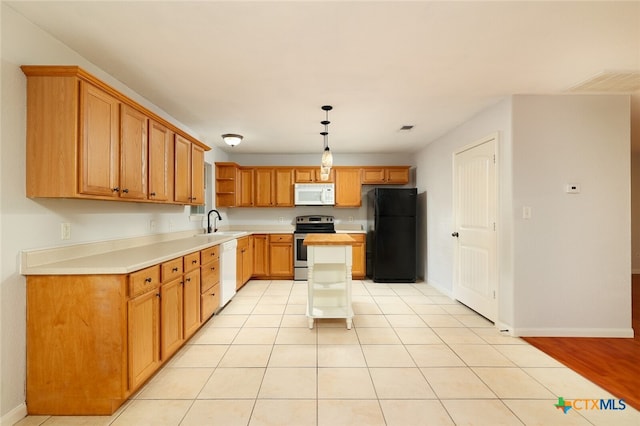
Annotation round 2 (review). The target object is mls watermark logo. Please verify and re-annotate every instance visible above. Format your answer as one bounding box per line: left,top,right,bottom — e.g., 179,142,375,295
555,397,626,414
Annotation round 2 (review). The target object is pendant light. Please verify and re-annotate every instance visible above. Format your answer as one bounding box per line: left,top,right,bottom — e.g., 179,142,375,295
222,133,243,147
320,105,333,180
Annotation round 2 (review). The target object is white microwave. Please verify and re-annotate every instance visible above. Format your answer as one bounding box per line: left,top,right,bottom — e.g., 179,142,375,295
294,183,335,206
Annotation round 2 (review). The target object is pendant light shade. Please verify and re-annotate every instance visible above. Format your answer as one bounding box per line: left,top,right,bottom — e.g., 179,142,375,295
222,133,243,147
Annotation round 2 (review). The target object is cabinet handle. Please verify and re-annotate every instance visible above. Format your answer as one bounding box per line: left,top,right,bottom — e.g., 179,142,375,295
156,293,160,298
186,277,191,282
112,187,120,192
172,267,179,272
122,188,129,194
192,260,198,264
211,266,216,271
211,292,215,296
150,192,156,196
145,277,152,283
180,281,185,286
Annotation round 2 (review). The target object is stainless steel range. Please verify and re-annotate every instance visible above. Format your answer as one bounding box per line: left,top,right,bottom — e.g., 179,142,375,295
294,215,336,280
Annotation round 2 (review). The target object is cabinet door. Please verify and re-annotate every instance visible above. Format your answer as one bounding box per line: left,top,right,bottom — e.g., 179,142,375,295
254,169,274,206
335,168,362,207
160,278,183,360
79,82,120,197
243,236,254,283
174,135,191,203
128,290,160,390
120,105,148,200
148,120,173,201
201,283,220,322
238,168,254,207
275,168,294,206
386,167,410,184
183,269,201,337
190,144,205,205
294,168,315,183
361,168,385,184
349,234,366,279
269,235,293,277
253,234,269,277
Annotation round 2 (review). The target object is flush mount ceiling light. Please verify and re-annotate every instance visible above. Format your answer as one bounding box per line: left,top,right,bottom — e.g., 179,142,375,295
320,105,333,180
222,133,243,147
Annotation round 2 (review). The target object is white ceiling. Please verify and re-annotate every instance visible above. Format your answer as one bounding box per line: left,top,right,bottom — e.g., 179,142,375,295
7,1,640,154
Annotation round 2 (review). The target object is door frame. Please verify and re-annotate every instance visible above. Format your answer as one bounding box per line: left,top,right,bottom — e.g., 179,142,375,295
452,132,499,322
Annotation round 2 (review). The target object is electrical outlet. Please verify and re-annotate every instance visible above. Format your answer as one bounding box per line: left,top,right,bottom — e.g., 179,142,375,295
169,220,174,231
61,223,71,240
149,219,156,231
348,216,354,222
279,217,284,223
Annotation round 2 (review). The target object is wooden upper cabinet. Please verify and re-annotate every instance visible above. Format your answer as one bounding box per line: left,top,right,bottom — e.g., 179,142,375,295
148,120,174,202
22,65,209,204
254,169,275,207
174,135,205,205
361,166,410,184
294,167,334,183
190,144,205,205
119,105,148,200
79,81,121,197
334,167,362,207
275,168,294,207
238,168,254,207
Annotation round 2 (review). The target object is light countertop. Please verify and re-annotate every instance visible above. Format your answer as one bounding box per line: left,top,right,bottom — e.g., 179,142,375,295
303,234,357,246
21,226,365,276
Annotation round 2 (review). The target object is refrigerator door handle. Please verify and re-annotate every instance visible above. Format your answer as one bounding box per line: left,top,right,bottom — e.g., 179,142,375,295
452,232,459,237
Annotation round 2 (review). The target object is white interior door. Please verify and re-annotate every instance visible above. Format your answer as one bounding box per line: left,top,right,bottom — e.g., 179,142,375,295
452,134,497,321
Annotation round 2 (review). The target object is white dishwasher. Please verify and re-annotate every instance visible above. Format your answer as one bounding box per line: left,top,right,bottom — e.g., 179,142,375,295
220,239,238,308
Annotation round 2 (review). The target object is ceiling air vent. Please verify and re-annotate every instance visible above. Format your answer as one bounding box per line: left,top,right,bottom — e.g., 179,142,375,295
400,125,414,131
568,71,640,93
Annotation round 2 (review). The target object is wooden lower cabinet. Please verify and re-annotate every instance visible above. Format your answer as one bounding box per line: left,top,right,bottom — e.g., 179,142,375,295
236,236,253,289
269,234,294,278
252,234,269,278
200,245,220,321
350,233,366,279
183,268,201,339
160,278,183,360
25,250,212,416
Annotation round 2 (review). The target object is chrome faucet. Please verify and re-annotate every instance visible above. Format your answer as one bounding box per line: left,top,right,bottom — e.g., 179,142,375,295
207,209,222,233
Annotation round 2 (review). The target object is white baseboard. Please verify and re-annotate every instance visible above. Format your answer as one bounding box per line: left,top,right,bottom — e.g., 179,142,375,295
1,403,27,426
512,327,635,338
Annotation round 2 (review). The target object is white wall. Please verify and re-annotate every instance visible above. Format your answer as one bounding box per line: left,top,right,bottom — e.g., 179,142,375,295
414,99,514,328
511,95,631,336
415,94,632,337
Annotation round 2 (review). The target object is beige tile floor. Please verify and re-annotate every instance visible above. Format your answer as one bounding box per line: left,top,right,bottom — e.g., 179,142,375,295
17,280,640,426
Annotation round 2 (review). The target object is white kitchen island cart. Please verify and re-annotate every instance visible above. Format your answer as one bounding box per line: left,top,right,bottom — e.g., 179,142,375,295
303,234,356,329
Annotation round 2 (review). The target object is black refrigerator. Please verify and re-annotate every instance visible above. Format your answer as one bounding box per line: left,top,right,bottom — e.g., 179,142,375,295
367,188,417,283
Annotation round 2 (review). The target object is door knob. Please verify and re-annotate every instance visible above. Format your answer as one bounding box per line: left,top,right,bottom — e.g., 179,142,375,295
451,232,459,237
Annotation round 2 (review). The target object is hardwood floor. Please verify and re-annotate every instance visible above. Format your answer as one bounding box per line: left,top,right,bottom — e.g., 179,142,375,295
523,275,640,410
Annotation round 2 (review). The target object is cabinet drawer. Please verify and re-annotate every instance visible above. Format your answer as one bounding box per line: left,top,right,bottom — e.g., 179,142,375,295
201,283,220,322
201,260,220,293
269,234,293,243
161,257,183,282
200,246,219,264
129,265,161,297
184,252,200,271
